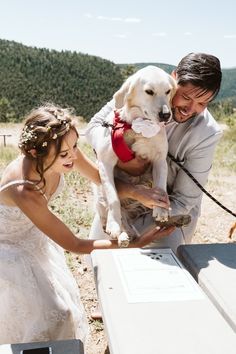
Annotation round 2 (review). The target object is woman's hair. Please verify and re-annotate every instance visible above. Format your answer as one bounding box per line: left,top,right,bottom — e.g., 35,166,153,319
19,103,78,185
175,53,222,100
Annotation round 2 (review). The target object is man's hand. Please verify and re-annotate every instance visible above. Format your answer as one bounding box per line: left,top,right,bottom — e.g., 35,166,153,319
116,179,170,210
130,185,170,210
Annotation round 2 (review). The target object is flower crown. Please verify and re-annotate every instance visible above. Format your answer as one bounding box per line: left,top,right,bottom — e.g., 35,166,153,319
19,111,71,149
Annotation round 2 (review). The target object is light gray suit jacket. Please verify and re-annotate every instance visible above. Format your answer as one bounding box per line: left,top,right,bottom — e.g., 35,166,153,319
85,99,222,252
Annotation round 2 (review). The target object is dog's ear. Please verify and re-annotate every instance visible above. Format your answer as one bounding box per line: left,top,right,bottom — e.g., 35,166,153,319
113,71,140,109
113,78,132,109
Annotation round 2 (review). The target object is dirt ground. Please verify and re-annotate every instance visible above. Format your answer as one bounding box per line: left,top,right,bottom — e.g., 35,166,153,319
1,123,236,354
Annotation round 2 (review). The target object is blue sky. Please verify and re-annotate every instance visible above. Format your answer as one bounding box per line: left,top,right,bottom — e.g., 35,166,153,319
0,0,236,68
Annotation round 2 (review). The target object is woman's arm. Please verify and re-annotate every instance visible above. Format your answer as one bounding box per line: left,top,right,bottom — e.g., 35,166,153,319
73,147,100,185
8,184,174,254
78,224,175,252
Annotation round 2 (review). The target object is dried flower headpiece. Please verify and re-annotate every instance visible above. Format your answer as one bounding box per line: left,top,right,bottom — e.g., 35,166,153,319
18,109,71,149
18,125,37,148
48,108,71,137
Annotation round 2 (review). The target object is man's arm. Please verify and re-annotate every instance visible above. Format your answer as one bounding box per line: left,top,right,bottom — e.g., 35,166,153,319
85,99,115,149
168,130,222,216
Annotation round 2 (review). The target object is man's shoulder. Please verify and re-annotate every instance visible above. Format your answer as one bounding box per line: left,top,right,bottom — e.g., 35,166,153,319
186,110,223,150
192,109,222,134
167,110,222,150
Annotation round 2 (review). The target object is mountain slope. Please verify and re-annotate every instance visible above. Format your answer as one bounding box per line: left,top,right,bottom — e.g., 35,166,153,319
0,39,123,120
0,39,235,122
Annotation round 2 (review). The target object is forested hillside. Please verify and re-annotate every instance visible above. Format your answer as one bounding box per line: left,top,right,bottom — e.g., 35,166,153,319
123,62,236,101
0,38,235,122
0,39,123,121
219,68,236,100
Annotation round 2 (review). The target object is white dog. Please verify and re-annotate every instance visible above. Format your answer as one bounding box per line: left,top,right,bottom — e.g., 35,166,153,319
87,65,177,246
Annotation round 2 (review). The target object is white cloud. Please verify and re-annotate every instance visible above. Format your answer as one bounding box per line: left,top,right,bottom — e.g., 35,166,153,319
85,14,141,23
84,13,93,19
224,34,236,39
124,18,141,23
97,15,118,21
152,32,167,37
110,17,124,21
184,32,192,36
113,34,127,38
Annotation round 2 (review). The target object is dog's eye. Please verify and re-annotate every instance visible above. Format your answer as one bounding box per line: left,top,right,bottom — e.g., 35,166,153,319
166,89,171,95
145,89,154,96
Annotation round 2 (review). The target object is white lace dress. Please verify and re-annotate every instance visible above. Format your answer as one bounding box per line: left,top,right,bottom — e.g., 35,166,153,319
0,177,88,345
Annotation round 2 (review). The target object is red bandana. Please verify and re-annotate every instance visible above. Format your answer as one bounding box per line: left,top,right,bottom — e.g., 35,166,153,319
111,111,135,162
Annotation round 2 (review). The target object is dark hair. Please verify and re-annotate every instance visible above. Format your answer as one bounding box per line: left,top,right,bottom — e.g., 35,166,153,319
175,53,222,100
19,103,78,186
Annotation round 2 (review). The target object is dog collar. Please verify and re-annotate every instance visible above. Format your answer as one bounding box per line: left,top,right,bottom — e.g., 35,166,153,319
111,111,135,162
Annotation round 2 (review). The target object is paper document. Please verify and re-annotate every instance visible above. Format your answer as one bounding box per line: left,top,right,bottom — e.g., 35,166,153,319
114,249,204,303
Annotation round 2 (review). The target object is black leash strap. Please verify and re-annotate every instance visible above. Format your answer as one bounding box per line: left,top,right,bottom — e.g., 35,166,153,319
100,118,236,218
101,121,115,129
168,152,236,218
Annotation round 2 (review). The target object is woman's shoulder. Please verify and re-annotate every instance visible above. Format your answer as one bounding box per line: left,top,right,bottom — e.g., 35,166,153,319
0,157,41,205
0,156,23,187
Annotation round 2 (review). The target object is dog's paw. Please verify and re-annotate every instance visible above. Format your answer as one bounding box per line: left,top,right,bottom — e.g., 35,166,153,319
118,232,130,248
153,207,169,222
106,222,122,240
156,214,191,228
100,216,108,232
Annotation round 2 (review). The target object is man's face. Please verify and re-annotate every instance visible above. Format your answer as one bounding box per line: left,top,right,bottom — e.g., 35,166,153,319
171,83,214,123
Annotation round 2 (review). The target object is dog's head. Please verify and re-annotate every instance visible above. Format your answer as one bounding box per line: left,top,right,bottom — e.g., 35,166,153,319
114,65,177,124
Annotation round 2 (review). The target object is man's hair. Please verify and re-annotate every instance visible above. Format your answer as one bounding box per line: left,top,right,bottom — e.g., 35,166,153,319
175,53,222,100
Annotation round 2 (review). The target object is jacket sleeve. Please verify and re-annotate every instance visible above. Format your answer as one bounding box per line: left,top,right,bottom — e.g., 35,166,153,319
85,99,115,149
168,128,222,216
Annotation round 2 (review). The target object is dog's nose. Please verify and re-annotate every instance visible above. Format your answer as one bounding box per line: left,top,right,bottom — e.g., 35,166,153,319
159,105,171,122
159,111,171,121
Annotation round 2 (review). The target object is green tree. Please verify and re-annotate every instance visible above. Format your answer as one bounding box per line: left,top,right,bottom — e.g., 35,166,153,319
120,64,137,80
0,97,15,122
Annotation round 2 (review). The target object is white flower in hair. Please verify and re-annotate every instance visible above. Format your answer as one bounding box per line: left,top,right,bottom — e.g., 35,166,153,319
20,127,37,144
132,118,162,138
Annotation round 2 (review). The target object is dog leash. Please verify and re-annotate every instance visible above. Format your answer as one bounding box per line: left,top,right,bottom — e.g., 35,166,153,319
83,121,236,218
101,121,115,129
101,122,236,217
168,152,236,218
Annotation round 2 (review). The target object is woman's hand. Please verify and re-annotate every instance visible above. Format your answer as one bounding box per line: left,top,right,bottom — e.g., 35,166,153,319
131,225,176,248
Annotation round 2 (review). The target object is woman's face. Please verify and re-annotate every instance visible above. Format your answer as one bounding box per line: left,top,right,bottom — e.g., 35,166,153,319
44,129,78,173
171,83,214,123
